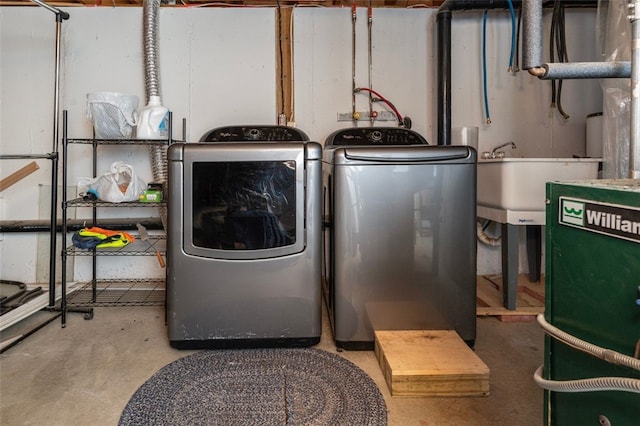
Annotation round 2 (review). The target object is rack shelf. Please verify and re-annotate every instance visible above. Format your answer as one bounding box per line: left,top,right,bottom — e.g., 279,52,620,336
66,138,169,146
65,197,166,208
64,234,165,256
60,110,182,324
66,279,165,307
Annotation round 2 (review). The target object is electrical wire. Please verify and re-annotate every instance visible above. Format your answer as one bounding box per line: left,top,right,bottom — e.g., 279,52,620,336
354,87,403,125
556,2,569,119
513,5,521,72
506,0,516,72
482,10,491,124
550,0,570,119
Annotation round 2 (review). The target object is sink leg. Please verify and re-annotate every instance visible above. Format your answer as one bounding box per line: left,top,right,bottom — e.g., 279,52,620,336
501,223,518,310
526,225,542,282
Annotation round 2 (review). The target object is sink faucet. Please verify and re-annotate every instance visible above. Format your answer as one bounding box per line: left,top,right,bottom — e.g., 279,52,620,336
491,141,517,155
483,141,517,159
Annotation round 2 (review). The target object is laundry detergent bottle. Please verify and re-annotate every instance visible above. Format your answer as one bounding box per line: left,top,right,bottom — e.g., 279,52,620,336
137,95,169,139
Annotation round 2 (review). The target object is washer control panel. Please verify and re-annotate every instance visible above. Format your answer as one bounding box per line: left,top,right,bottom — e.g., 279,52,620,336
326,127,428,146
201,126,309,142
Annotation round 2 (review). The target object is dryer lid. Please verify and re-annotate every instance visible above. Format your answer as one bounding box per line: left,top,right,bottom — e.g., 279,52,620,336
200,125,309,142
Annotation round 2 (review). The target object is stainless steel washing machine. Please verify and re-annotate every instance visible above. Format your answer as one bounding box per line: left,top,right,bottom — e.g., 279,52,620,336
167,126,322,349
322,127,477,350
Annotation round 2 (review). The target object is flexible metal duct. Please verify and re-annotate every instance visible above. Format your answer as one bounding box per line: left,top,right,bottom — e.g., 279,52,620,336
143,0,161,100
143,0,168,230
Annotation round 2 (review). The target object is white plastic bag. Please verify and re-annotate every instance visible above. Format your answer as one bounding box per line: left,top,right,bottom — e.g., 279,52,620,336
79,161,146,203
87,92,139,139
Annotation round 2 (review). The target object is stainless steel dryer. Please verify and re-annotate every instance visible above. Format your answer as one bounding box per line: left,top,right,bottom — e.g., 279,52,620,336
167,126,322,349
322,127,477,350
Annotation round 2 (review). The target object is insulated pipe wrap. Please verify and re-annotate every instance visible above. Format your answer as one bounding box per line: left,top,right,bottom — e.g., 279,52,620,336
541,61,632,80
521,0,542,70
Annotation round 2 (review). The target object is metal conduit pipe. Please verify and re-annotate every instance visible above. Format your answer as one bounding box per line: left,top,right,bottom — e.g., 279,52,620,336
630,1,640,178
0,219,164,233
537,314,640,371
436,0,599,146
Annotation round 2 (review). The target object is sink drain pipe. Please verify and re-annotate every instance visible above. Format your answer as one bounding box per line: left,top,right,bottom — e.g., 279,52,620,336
476,220,501,246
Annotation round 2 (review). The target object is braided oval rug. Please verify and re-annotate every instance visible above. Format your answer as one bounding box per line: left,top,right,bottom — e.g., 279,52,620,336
119,348,387,426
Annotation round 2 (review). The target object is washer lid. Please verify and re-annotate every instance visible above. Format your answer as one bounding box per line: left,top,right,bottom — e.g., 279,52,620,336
331,145,475,165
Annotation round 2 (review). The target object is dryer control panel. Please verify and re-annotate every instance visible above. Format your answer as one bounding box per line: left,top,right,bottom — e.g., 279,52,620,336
325,127,428,146
200,126,309,142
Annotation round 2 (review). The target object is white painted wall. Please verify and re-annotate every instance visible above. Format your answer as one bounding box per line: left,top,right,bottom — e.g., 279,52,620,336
0,5,602,283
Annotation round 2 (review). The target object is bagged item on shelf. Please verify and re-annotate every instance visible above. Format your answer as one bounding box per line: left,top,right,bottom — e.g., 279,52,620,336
87,92,139,139
72,227,135,249
78,161,147,203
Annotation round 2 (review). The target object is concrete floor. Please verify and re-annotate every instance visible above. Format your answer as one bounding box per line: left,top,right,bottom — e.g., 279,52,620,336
0,305,544,426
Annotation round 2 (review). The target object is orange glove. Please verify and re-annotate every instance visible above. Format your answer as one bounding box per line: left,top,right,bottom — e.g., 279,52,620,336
84,226,135,243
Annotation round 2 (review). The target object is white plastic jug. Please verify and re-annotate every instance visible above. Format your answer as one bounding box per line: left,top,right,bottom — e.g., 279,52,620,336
137,95,169,139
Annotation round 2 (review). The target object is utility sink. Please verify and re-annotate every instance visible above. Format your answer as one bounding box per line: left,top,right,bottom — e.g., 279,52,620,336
477,158,602,211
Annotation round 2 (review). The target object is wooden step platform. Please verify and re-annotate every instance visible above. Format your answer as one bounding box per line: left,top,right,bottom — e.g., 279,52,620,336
476,274,545,322
374,330,490,397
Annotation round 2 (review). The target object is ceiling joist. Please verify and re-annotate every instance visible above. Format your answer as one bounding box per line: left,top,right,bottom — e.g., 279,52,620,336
0,1,443,8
